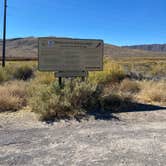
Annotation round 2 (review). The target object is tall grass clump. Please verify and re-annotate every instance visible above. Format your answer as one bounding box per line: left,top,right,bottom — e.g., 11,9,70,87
0,81,28,112
137,80,166,104
13,65,34,80
89,59,125,85
28,80,102,121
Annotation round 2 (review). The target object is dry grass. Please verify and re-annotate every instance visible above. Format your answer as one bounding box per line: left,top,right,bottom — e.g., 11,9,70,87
33,71,55,85
136,80,166,104
0,70,7,83
0,81,27,112
119,79,140,94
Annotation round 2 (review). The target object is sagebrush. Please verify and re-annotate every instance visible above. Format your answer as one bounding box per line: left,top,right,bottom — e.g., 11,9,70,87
28,80,102,121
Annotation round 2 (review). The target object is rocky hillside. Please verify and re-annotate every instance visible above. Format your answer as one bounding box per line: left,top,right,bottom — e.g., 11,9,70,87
0,37,166,59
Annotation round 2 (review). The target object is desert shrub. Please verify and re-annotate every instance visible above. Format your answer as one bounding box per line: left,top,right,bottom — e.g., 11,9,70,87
28,80,102,121
89,59,125,85
0,81,27,112
28,84,68,121
137,80,166,104
63,80,102,111
119,79,140,94
13,65,34,80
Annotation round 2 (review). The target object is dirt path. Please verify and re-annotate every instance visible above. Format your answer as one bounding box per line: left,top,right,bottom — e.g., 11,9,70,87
0,108,166,166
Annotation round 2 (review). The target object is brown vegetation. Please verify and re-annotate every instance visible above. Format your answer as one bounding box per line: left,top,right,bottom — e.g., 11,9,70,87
0,81,27,112
137,80,166,105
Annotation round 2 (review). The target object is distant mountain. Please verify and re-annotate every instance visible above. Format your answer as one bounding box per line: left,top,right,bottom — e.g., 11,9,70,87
123,44,166,52
0,37,166,59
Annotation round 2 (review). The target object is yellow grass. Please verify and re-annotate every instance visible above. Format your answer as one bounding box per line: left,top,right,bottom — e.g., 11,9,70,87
136,80,166,105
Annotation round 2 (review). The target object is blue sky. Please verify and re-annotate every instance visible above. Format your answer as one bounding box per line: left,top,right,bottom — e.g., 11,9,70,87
0,0,166,46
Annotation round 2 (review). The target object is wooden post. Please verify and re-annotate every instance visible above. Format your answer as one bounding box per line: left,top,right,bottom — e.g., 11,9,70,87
81,77,85,81
58,77,62,88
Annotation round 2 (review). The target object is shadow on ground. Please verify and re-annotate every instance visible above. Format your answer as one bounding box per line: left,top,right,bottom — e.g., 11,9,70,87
115,103,166,113
87,103,166,121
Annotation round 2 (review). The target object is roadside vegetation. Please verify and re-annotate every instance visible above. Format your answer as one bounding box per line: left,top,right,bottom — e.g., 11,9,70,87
0,81,27,112
136,80,166,105
0,57,165,121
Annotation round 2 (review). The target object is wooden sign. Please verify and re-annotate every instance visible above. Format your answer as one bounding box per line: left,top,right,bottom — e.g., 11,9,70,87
38,37,104,74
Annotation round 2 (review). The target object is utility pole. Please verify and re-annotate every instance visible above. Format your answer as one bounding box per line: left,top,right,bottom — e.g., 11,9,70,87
2,0,7,67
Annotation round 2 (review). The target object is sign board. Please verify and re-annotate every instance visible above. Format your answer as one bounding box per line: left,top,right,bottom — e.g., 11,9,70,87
38,37,104,73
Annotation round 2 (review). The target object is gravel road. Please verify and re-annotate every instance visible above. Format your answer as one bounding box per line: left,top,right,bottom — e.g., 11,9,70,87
0,108,166,166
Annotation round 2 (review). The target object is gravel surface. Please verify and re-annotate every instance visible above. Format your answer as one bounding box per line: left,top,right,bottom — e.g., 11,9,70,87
0,108,166,166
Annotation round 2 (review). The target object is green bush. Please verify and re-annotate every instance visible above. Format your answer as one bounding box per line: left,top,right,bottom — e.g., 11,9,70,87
13,65,34,80
29,80,102,121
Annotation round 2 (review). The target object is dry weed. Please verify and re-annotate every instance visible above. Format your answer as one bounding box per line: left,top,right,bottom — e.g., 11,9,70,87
0,81,27,112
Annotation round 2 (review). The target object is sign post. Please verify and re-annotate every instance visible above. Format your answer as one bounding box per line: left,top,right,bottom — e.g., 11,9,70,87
38,37,104,87
58,77,62,88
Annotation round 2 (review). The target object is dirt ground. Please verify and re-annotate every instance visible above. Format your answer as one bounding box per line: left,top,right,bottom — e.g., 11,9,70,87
0,107,166,166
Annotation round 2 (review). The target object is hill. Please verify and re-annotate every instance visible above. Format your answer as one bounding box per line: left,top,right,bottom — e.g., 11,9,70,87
0,37,38,60
123,44,166,53
0,37,166,60
104,44,166,58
